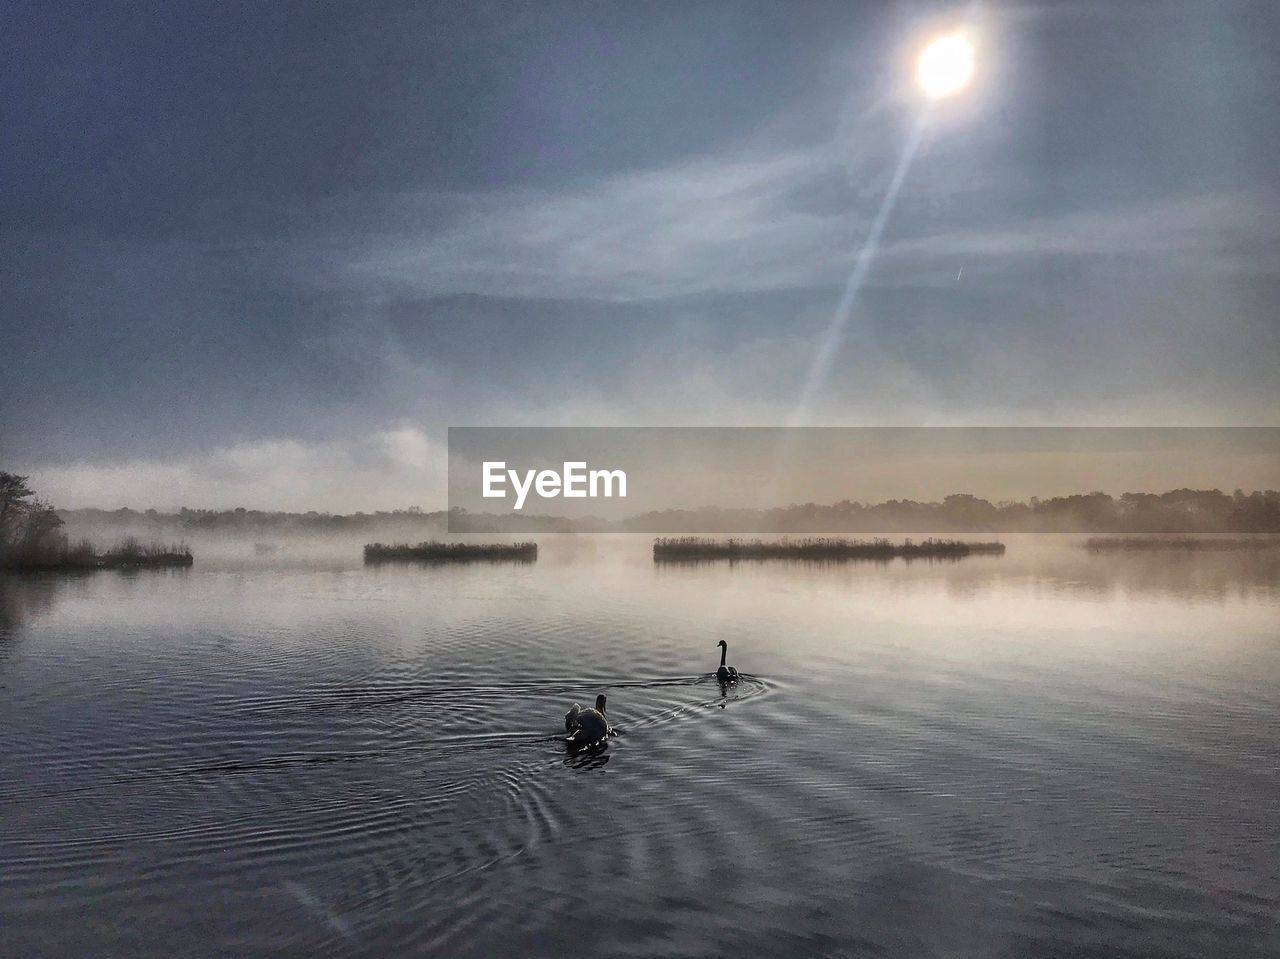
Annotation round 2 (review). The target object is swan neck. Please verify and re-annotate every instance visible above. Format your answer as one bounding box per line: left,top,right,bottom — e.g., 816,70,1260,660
719,645,727,667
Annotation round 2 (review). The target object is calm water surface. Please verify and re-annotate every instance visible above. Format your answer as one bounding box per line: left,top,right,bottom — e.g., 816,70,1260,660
2,537,1277,957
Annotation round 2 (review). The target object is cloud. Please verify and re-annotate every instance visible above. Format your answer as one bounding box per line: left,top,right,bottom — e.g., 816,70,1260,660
876,187,1280,280
342,147,864,302
323,141,1280,303
27,426,448,512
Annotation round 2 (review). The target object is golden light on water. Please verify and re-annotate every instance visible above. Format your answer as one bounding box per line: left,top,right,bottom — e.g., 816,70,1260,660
916,31,975,100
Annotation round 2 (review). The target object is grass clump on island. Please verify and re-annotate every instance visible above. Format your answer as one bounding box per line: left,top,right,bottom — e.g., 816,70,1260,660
1084,537,1279,552
1,535,193,572
364,541,538,563
652,536,1006,561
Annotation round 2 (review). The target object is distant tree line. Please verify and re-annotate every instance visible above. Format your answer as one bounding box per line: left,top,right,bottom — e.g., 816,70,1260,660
52,488,1280,535
620,489,1280,534
59,504,451,537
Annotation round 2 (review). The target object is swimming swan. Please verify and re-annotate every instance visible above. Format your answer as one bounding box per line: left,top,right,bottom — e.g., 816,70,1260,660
566,694,611,747
716,640,739,683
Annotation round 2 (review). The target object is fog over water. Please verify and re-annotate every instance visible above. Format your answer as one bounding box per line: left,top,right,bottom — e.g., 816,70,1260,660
2,536,1276,957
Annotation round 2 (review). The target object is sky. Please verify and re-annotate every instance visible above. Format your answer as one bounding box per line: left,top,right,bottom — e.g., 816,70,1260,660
3,0,1278,511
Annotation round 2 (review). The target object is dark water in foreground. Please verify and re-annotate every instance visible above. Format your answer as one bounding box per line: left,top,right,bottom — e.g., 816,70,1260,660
1,537,1277,958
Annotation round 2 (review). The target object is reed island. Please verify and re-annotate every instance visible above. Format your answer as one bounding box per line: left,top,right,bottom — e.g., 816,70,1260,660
1083,537,1278,552
363,541,538,563
652,537,1006,561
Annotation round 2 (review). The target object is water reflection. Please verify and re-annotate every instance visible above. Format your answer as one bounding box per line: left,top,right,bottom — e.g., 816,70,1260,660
0,574,65,631
650,535,1280,604
563,749,612,770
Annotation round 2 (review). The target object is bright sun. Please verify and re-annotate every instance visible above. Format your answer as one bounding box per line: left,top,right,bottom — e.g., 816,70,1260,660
916,31,975,100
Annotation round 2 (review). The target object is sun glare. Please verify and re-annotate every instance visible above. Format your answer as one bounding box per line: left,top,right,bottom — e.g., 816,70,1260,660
916,31,975,100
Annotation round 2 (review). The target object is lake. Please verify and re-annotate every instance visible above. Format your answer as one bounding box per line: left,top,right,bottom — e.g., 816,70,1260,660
1,536,1277,957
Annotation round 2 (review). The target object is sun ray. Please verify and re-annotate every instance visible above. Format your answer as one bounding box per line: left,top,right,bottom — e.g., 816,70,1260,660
786,112,930,428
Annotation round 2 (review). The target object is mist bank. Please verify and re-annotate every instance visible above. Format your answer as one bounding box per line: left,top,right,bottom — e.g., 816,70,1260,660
58,506,449,544
57,488,1280,537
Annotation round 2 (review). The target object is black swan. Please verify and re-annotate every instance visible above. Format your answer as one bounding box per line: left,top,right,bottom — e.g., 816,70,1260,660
716,640,740,683
565,694,611,747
